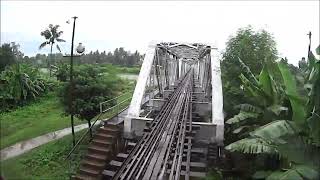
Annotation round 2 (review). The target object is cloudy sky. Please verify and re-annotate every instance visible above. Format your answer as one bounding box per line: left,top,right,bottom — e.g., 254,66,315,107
1,1,319,66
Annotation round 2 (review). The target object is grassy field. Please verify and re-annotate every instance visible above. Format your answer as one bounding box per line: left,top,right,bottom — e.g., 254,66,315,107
0,65,138,150
0,91,134,179
99,64,141,75
0,91,135,180
1,130,89,180
0,92,82,149
0,65,138,179
115,66,140,74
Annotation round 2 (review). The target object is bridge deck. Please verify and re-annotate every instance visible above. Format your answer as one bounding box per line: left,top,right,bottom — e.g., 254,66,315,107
103,70,208,180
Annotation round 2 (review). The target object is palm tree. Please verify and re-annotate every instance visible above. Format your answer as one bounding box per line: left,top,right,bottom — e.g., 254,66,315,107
39,24,65,76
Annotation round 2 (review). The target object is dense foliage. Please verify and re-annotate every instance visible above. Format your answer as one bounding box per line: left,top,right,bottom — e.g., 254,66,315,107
21,47,143,68
54,62,70,82
60,64,124,123
221,26,278,117
0,63,54,112
79,47,143,66
224,46,320,179
0,42,24,72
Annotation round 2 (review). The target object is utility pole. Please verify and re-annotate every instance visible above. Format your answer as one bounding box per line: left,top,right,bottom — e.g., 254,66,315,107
307,31,312,57
70,16,78,147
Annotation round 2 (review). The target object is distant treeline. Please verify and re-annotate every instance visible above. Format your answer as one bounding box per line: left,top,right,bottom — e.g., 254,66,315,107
1,42,144,71
78,48,144,66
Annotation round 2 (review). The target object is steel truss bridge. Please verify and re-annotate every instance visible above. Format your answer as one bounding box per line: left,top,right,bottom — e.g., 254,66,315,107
73,42,224,180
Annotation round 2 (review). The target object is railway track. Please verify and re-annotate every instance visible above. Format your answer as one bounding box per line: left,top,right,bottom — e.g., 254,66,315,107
71,42,223,180
102,69,208,180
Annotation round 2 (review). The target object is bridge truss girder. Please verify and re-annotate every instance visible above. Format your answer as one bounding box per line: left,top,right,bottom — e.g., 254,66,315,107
124,41,224,144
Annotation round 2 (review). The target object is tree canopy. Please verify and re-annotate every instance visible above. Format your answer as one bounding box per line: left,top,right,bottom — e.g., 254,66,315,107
39,24,66,76
221,26,278,116
60,65,121,121
222,26,278,85
79,48,142,66
0,42,24,72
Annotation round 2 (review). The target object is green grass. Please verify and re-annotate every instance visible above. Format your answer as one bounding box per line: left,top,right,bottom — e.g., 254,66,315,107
99,64,140,74
115,66,140,74
0,90,134,179
0,74,135,150
0,64,138,178
0,66,137,179
1,130,89,180
0,92,82,149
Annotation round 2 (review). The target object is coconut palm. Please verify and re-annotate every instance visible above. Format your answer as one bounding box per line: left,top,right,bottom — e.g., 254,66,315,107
39,24,65,76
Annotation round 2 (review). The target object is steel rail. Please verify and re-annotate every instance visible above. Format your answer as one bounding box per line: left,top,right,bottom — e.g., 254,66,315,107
121,72,191,179
135,94,186,180
112,70,193,180
146,92,189,180
141,76,191,180
168,70,193,180
185,88,193,180
112,77,187,179
156,71,192,179
157,70,193,180
174,75,193,180
145,72,192,179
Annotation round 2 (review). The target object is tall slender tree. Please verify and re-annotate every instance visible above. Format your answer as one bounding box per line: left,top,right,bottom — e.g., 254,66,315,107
39,24,65,76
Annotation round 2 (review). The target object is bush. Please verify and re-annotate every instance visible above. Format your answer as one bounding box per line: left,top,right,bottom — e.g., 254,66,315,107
54,62,70,82
0,63,52,112
60,64,122,121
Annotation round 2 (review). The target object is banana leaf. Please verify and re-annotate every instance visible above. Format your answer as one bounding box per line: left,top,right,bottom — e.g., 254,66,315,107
278,62,306,125
250,120,298,141
266,165,319,180
259,65,277,104
225,137,278,154
226,111,259,124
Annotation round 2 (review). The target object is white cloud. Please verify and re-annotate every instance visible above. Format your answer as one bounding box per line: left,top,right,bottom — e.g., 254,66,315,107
1,1,319,65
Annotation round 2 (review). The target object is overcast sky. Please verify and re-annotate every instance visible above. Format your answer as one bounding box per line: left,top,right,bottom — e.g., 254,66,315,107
1,1,319,66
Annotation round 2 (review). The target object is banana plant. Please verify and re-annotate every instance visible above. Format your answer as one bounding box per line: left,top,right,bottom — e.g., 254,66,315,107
247,119,320,180
0,64,47,103
225,58,289,136
225,46,320,180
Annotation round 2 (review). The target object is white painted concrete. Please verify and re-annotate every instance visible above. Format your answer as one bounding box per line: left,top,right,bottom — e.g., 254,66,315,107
125,41,157,134
210,47,224,144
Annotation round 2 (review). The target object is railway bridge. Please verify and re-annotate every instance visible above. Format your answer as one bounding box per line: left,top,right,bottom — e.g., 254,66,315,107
70,42,224,180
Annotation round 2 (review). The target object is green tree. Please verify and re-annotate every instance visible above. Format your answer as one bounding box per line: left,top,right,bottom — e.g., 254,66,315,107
0,42,24,72
221,26,278,117
222,26,278,77
39,24,66,77
225,48,320,179
0,63,48,111
54,62,69,82
298,57,308,70
75,47,142,66
60,65,120,137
